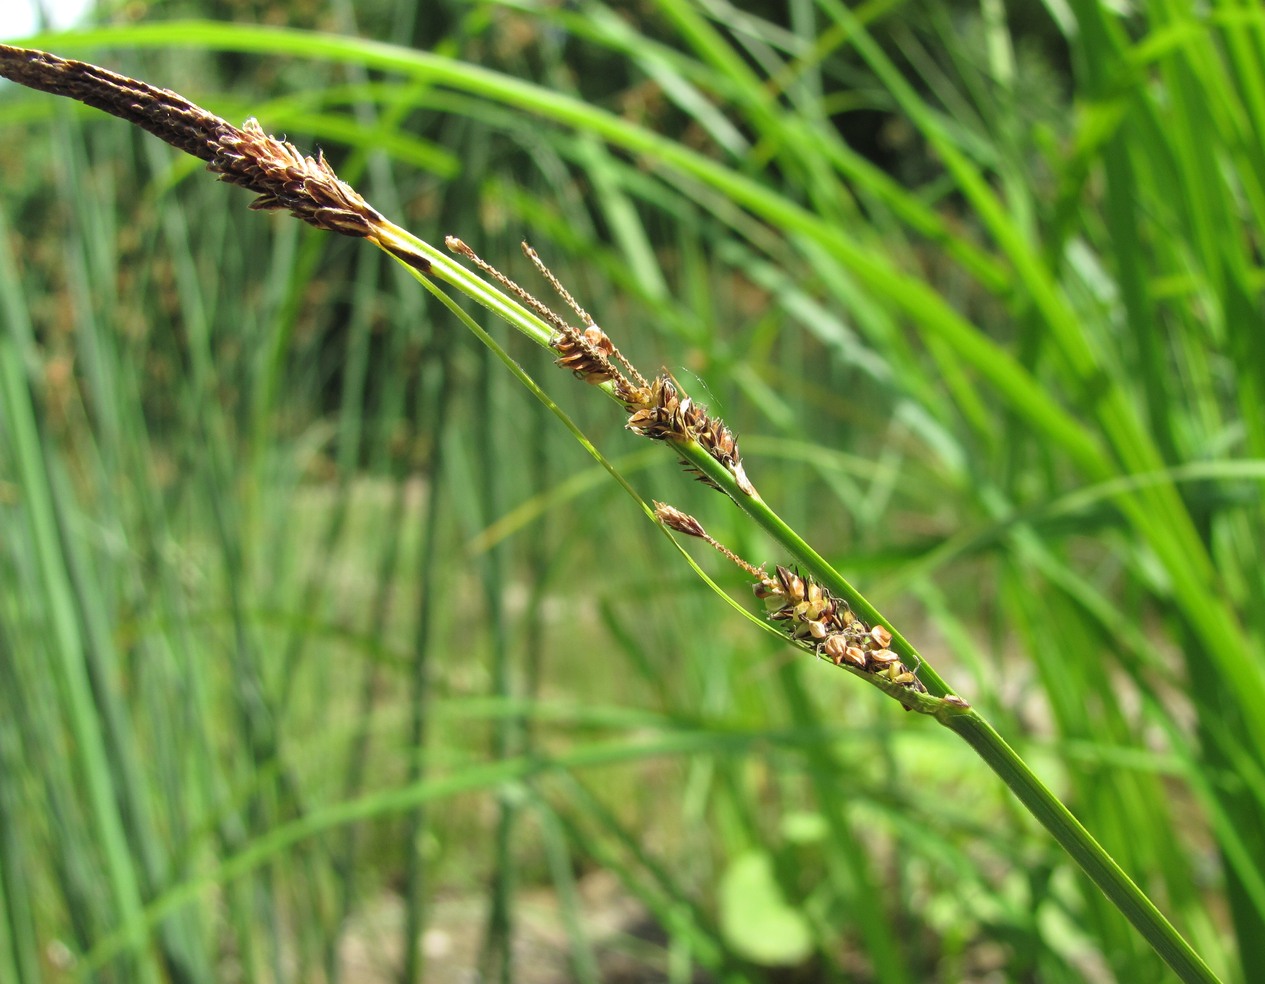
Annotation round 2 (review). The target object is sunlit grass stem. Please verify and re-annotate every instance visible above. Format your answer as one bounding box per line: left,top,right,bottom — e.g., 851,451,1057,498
0,38,1228,984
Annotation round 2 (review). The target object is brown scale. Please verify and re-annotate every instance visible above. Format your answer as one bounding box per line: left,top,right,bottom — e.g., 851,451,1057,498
211,119,385,237
552,325,618,385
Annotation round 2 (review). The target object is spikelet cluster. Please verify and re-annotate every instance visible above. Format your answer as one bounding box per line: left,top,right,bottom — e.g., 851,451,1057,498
446,239,755,498
755,566,927,694
655,504,928,697
0,43,746,490
624,375,754,495
3,42,941,709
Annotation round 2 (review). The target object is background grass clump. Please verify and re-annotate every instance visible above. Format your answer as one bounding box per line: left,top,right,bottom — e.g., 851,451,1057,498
1,1,1262,982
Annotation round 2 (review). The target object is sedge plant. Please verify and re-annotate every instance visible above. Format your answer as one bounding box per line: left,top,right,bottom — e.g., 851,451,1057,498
0,41,1226,983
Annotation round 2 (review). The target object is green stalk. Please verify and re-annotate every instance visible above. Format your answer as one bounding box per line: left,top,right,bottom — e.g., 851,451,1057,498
372,222,1220,984
946,713,1219,984
0,40,1220,981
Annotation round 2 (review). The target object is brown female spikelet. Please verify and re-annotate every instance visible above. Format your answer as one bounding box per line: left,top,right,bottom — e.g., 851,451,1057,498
445,237,626,387
627,375,755,495
658,504,927,696
755,566,927,692
550,325,619,385
443,237,757,496
654,501,765,578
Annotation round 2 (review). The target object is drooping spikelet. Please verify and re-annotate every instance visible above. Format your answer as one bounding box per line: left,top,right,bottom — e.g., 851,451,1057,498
656,503,928,696
654,501,765,578
0,44,430,273
754,565,927,693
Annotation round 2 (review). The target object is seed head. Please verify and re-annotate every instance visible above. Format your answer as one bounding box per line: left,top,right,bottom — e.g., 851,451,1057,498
625,374,755,496
655,507,927,698
755,566,927,695
653,502,765,579
0,44,427,268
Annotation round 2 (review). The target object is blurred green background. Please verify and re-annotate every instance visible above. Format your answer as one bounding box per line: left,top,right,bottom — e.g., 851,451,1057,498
2,1,1263,981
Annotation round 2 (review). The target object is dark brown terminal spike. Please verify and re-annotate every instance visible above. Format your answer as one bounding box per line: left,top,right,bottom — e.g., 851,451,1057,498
0,43,432,273
0,43,232,161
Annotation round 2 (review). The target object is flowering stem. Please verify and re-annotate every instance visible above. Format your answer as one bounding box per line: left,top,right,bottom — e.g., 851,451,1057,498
377,235,1222,984
0,44,1219,984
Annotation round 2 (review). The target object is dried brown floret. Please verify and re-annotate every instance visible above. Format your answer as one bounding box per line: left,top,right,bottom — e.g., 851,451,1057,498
653,502,765,578
552,325,619,384
653,502,708,540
